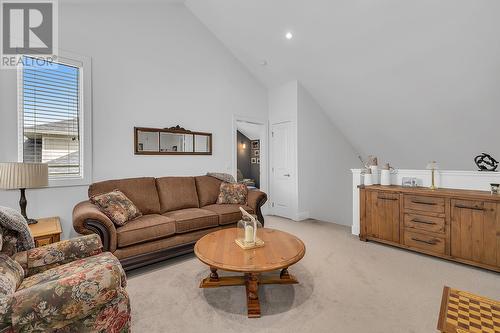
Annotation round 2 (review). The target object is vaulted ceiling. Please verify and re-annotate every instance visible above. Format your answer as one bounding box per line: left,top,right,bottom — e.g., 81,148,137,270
185,0,500,170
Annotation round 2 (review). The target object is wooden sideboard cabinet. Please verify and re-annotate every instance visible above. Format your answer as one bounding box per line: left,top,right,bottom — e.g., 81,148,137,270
359,185,500,272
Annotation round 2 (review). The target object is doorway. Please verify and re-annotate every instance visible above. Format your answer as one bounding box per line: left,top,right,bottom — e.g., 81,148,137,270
232,116,267,197
236,129,260,188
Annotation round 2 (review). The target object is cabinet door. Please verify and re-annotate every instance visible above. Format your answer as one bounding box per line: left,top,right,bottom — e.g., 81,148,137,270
451,199,500,267
366,191,400,243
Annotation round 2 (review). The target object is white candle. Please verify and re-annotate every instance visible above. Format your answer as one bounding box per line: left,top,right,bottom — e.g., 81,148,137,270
244,225,254,243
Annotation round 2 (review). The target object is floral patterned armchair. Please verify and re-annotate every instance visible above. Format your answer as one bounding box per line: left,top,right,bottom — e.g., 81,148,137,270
0,230,130,332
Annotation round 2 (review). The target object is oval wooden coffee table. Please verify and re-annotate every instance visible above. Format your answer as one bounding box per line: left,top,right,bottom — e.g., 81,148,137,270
194,228,306,318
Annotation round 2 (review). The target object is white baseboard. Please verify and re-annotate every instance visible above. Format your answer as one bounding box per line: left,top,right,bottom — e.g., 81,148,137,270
294,211,310,221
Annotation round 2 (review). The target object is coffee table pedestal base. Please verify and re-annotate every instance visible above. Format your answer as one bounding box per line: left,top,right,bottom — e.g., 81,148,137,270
199,268,298,318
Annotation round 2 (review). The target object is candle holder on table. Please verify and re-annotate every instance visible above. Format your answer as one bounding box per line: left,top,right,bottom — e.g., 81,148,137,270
235,207,264,249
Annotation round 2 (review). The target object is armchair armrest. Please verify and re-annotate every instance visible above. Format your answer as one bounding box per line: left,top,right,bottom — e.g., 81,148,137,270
73,200,117,252
247,190,267,225
0,295,13,330
11,257,125,331
13,234,103,276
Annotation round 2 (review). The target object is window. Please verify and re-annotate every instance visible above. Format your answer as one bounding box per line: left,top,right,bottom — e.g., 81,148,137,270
18,53,92,186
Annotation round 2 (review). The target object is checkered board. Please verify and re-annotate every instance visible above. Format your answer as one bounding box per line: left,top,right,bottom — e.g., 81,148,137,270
437,286,500,333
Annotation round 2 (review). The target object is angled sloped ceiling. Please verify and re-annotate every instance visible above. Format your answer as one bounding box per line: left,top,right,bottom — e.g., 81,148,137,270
186,0,500,170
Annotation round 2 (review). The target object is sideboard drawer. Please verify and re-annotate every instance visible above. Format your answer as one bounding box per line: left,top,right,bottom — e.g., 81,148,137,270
404,230,446,255
404,213,445,234
404,195,445,213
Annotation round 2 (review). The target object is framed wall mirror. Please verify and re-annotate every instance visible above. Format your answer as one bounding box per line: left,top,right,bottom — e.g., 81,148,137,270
135,126,212,155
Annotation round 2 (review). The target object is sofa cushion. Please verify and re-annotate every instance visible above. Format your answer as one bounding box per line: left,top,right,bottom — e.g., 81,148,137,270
156,177,199,213
90,190,142,226
163,208,218,234
116,214,175,247
195,176,222,207
89,177,161,214
113,226,236,260
217,183,248,205
203,204,255,226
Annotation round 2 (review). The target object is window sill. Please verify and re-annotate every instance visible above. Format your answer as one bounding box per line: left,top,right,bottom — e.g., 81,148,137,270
48,177,91,188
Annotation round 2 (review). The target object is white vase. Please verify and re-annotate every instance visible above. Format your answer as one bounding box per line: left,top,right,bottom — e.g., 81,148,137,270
364,173,373,186
370,166,379,184
380,170,391,186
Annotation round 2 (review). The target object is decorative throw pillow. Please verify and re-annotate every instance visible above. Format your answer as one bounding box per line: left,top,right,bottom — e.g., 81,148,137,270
90,190,141,226
0,206,35,253
207,172,236,183
0,230,19,257
217,183,248,205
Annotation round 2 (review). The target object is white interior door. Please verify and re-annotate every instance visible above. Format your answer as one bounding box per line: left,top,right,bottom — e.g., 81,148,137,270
271,121,294,218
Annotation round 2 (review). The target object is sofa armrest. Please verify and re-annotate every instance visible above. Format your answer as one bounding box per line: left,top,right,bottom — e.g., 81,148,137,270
13,234,103,276
247,190,267,225
73,200,117,253
11,256,125,331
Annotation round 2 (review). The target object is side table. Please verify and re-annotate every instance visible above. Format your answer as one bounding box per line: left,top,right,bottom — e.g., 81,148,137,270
28,217,62,247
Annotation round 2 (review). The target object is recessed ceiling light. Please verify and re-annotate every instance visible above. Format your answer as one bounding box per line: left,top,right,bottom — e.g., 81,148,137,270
285,32,293,40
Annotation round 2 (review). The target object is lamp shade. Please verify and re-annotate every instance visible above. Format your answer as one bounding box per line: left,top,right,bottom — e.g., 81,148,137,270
0,162,48,189
426,161,439,170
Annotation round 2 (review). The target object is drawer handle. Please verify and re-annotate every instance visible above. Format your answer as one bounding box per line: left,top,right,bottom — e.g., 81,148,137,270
454,204,484,211
411,237,438,245
378,197,398,201
411,218,437,225
411,200,437,206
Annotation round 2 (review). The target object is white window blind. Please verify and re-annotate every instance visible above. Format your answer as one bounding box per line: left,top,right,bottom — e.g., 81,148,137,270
20,56,81,178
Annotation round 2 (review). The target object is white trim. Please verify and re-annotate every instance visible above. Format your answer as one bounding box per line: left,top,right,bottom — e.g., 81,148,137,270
295,211,309,221
17,51,92,187
350,168,500,235
17,63,24,162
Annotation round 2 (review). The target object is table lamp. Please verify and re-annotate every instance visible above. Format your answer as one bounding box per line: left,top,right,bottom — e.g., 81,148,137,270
426,161,439,190
0,162,48,224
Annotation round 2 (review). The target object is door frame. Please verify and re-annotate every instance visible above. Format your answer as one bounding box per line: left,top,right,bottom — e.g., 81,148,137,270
232,115,268,211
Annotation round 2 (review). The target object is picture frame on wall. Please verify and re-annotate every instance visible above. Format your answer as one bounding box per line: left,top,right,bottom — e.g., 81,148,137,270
253,150,260,157
251,141,259,149
251,157,257,164
257,158,260,164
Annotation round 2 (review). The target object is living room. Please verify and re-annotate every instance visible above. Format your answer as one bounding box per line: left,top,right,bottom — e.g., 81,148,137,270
0,0,498,332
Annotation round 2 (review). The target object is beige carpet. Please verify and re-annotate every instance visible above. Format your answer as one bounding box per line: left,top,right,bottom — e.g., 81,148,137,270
126,216,500,333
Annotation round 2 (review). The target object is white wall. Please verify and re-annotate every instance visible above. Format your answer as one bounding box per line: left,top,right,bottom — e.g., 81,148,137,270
268,81,298,126
185,0,500,171
298,84,358,225
267,81,359,225
0,2,267,239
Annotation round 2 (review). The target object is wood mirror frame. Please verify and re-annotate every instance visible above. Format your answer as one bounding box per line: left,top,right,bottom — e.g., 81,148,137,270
134,126,212,155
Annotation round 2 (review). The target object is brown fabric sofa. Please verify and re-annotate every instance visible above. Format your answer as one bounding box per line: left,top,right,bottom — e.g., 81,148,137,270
73,175,267,271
